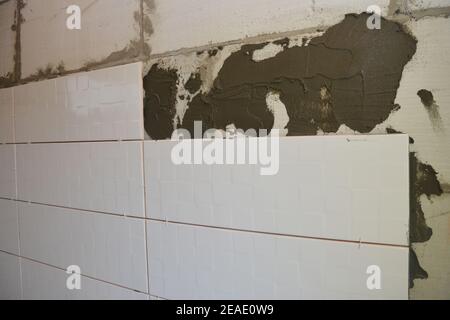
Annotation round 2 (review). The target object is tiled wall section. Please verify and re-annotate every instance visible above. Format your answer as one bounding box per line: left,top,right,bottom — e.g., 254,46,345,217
14,62,144,143
144,135,410,246
148,221,409,300
0,88,14,143
0,199,19,255
0,252,21,300
16,142,145,217
19,202,148,293
20,259,148,300
0,62,151,299
0,61,410,299
0,144,16,199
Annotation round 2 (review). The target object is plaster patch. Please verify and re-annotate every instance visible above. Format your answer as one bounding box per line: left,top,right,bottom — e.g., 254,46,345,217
252,42,285,62
266,91,288,136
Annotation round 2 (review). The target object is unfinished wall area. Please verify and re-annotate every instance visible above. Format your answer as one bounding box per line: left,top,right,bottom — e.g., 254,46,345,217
0,0,449,299
0,0,153,86
141,0,450,299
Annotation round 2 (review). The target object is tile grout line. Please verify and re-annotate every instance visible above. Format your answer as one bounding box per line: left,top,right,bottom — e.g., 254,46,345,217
11,87,23,299
2,196,410,249
6,138,145,145
3,133,402,145
147,218,410,249
12,199,131,218
141,140,152,295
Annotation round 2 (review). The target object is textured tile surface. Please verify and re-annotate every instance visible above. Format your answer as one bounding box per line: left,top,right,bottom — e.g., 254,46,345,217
14,63,144,143
16,141,145,217
0,252,21,300
19,202,148,293
147,221,409,300
21,259,149,300
0,199,19,255
0,144,16,199
0,88,14,143
144,135,409,245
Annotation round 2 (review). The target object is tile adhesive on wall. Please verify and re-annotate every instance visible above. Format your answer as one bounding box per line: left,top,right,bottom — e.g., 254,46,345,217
143,14,416,138
1,0,449,299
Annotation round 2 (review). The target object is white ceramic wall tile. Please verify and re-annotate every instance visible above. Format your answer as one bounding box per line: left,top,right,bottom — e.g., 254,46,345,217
21,0,141,78
144,135,409,246
0,199,19,255
21,259,148,300
0,144,16,199
14,62,144,143
18,202,148,293
0,251,21,300
16,141,145,217
148,221,409,300
0,88,14,143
